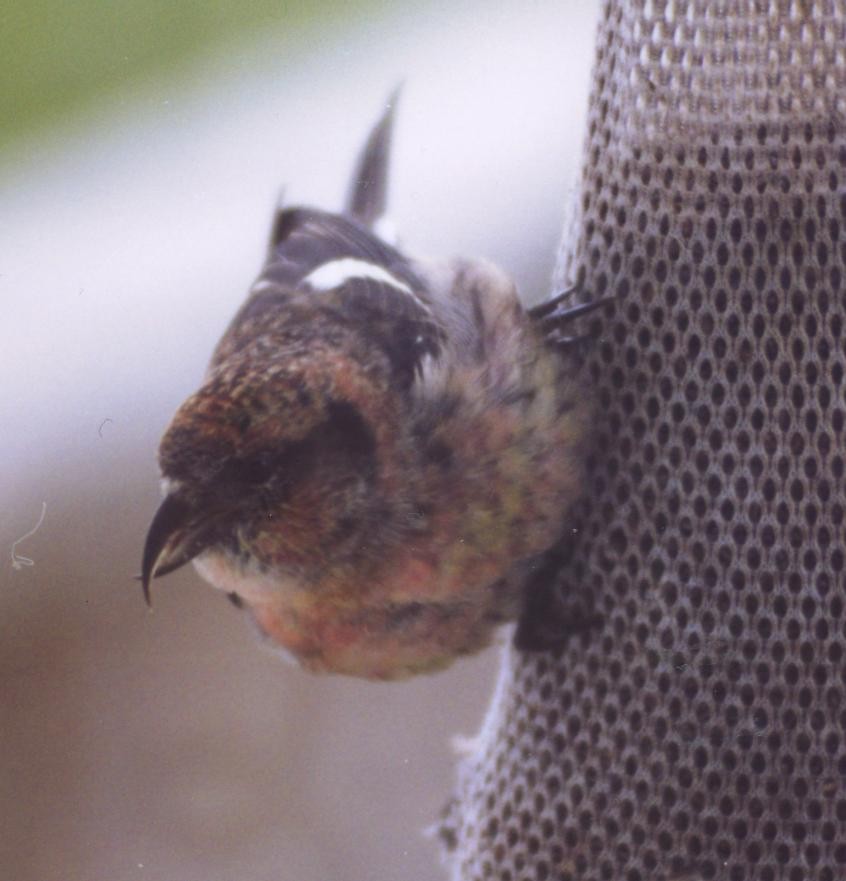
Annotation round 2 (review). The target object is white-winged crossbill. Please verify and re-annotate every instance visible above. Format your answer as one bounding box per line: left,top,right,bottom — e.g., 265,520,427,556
141,96,604,679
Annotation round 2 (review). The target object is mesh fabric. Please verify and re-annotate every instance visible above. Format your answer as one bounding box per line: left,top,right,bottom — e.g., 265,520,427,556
441,2,846,879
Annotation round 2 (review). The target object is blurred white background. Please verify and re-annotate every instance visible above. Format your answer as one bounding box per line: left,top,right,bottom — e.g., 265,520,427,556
1,2,598,879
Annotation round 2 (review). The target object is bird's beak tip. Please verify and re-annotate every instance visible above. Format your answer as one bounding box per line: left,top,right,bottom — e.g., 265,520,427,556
140,492,198,607
131,571,154,607
142,575,153,608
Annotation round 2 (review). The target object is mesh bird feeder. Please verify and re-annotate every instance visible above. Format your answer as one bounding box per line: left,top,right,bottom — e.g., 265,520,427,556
440,2,846,879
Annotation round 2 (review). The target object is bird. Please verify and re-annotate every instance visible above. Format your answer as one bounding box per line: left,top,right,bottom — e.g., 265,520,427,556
141,93,604,680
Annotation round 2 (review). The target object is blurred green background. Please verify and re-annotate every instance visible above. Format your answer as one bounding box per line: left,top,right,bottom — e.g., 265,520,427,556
3,0,369,150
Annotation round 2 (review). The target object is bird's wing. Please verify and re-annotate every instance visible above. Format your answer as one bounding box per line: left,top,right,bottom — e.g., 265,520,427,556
219,208,445,391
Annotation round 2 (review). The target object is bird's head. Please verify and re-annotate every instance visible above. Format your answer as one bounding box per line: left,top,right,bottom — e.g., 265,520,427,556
141,351,402,605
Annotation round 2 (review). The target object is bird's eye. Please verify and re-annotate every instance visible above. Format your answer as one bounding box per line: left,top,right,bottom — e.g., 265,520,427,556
223,451,276,485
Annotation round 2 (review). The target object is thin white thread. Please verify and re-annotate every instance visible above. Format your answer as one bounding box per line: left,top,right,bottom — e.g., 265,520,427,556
11,502,47,570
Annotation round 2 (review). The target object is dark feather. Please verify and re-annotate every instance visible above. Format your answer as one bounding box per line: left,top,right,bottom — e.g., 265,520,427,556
322,276,444,390
263,208,420,290
345,86,401,228
231,207,445,391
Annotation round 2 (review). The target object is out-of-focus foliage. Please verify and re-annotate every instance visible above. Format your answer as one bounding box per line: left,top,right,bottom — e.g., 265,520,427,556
1,0,375,149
